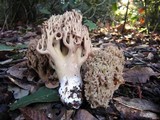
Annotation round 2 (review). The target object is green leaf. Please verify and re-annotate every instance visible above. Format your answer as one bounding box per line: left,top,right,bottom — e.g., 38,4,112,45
0,44,14,51
14,44,27,49
10,87,59,110
83,19,97,31
0,44,27,51
112,3,118,12
39,7,51,15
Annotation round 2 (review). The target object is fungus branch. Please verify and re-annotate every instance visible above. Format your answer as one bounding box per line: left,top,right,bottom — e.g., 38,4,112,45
36,10,92,109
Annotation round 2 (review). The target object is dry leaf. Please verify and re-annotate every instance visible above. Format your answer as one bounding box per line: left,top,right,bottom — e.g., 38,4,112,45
113,97,160,113
23,32,36,39
33,103,65,120
15,114,25,120
8,86,29,99
0,58,13,65
147,52,154,60
138,8,145,14
7,61,36,90
7,61,27,79
113,97,160,119
61,110,74,120
20,107,49,120
73,109,98,120
139,17,145,24
123,66,158,83
7,76,34,90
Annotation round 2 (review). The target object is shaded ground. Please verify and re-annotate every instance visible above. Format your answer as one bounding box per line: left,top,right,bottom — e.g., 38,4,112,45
0,25,160,120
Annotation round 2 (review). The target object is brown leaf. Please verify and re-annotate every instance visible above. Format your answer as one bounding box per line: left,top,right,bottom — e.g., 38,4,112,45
23,32,36,39
7,61,27,79
73,109,98,120
113,97,160,112
139,17,145,24
138,8,145,14
20,107,49,120
7,75,34,90
7,61,36,90
0,59,13,65
0,51,11,60
113,97,160,119
123,66,158,83
61,110,74,120
31,103,65,120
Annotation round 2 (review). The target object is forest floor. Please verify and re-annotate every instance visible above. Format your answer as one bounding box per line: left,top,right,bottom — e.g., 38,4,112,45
0,25,160,120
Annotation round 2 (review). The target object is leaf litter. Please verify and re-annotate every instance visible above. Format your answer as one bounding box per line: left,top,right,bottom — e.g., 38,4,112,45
123,66,159,83
0,25,160,119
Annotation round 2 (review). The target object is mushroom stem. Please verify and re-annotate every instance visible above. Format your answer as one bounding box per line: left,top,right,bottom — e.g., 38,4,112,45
58,74,82,109
54,56,83,109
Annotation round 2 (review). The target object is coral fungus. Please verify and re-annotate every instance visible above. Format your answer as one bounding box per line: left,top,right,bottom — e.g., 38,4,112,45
82,45,125,108
28,10,92,109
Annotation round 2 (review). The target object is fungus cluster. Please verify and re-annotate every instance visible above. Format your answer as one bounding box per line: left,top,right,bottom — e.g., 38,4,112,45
82,45,125,108
29,10,92,109
26,10,124,109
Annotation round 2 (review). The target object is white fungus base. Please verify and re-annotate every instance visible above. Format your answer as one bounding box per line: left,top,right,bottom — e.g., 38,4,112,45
59,76,83,109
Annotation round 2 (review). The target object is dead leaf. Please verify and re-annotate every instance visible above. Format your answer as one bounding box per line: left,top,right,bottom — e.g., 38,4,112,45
147,52,154,60
7,61,27,79
139,17,145,24
114,102,159,120
8,86,29,99
7,61,36,91
34,103,65,120
23,32,36,39
0,59,13,65
0,51,13,60
61,110,74,120
73,109,98,120
15,114,25,120
113,97,160,113
138,8,145,14
113,97,160,119
123,66,158,83
7,76,34,90
20,107,49,120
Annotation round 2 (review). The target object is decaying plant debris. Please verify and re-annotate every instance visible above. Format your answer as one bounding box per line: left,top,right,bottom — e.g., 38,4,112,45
0,9,160,120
